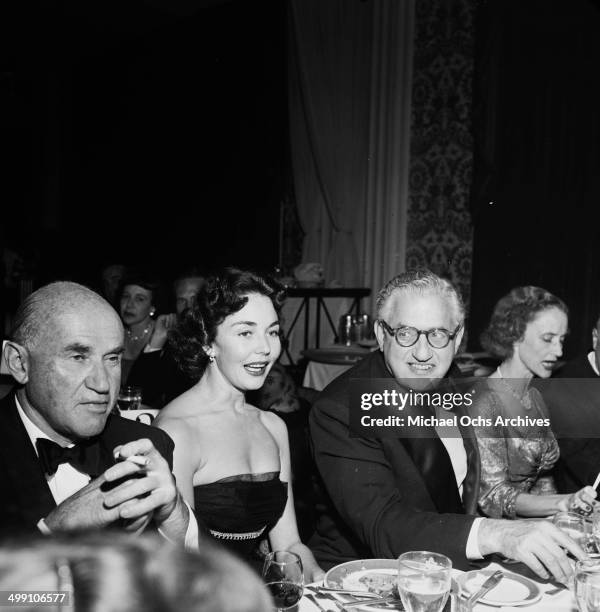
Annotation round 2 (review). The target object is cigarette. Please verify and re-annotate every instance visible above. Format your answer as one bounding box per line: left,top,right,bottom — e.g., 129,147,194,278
125,455,149,467
113,451,149,467
593,472,600,491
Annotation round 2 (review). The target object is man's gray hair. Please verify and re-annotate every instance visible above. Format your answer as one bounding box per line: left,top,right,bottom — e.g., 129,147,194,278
376,269,465,327
11,281,112,349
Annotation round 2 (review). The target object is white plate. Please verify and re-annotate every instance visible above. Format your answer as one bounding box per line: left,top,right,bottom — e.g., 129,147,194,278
456,570,541,607
324,560,401,610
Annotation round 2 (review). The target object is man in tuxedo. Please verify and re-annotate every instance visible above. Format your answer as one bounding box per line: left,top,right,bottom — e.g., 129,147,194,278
538,315,600,492
310,270,584,583
0,281,196,545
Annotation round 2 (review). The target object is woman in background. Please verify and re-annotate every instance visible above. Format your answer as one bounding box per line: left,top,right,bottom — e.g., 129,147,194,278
118,271,160,383
470,286,596,518
154,268,323,580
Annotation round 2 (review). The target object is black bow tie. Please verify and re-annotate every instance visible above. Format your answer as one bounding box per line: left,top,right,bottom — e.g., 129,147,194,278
36,437,101,477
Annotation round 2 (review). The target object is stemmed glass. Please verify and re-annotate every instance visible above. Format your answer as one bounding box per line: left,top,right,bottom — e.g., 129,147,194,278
262,551,304,612
575,556,600,612
397,551,452,612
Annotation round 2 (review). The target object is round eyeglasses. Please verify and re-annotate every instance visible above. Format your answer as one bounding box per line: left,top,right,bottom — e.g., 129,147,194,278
378,319,462,349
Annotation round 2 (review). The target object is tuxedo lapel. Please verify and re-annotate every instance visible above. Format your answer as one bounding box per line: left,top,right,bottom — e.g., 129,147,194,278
455,402,481,515
0,393,57,527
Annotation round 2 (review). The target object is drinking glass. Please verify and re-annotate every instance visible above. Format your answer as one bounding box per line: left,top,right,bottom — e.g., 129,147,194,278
591,507,600,553
117,385,142,411
553,511,590,549
575,556,600,612
397,551,452,612
262,551,304,612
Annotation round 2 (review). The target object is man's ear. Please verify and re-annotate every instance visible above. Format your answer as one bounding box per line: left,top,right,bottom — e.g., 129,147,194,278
3,341,30,384
374,320,385,351
453,326,465,355
593,328,598,351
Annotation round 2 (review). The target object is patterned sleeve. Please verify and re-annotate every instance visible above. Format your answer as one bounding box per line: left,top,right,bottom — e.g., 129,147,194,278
530,474,557,495
468,387,521,518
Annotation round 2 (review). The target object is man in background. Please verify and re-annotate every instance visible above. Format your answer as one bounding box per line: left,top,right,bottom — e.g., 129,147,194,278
538,315,600,492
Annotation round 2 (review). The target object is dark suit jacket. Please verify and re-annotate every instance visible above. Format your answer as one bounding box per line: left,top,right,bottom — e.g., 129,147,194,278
537,353,600,493
309,351,481,570
0,392,174,537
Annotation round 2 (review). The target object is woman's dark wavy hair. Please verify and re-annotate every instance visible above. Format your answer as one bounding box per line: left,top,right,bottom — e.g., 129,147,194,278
169,268,285,380
480,286,568,359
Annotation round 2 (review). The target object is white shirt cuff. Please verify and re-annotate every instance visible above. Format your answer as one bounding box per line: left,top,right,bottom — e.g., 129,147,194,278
466,517,484,559
37,518,52,535
157,500,199,551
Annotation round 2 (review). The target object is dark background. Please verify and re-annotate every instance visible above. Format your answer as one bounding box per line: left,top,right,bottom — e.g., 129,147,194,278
1,0,287,286
3,0,600,355
470,0,600,354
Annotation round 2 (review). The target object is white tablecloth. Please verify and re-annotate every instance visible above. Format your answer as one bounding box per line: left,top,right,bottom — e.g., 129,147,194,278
302,361,352,391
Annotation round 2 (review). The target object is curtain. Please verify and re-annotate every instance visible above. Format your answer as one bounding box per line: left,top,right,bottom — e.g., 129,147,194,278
289,0,415,313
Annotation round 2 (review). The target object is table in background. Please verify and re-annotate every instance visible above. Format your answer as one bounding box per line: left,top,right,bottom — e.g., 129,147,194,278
302,345,372,391
281,288,371,366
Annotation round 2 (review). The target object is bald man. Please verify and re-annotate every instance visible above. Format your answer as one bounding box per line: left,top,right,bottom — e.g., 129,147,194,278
0,282,196,544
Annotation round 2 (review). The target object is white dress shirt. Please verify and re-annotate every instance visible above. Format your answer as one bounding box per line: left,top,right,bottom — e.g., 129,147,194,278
434,408,483,559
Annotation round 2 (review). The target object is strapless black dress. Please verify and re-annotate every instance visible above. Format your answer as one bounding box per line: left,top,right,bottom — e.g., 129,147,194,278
194,471,287,567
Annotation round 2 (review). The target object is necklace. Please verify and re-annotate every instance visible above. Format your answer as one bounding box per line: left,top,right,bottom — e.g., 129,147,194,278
496,366,532,410
126,324,152,342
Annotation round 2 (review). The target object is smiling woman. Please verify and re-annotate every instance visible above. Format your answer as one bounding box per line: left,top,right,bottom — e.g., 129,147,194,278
153,268,323,581
468,286,597,519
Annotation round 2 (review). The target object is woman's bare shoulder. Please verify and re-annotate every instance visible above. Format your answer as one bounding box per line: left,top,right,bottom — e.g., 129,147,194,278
257,408,288,440
153,393,206,440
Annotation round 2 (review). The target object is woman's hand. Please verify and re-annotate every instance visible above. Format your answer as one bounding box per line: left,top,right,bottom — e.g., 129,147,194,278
147,313,177,351
557,485,597,516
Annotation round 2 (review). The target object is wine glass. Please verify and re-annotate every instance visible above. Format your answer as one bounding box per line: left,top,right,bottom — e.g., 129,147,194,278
575,556,600,612
397,551,452,612
262,551,304,612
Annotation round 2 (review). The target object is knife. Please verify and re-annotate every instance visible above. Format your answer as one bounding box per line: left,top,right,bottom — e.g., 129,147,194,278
342,594,397,609
466,570,504,608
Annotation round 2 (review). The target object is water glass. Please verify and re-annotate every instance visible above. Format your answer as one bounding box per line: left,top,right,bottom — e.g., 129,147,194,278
117,385,142,411
553,511,591,549
591,507,600,552
262,551,303,612
575,556,600,612
397,551,452,612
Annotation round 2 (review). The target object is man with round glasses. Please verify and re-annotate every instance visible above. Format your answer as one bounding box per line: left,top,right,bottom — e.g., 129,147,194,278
309,269,585,584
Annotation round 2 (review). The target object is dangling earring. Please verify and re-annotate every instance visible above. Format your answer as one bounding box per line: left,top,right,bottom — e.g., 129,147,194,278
208,354,215,363
150,309,156,317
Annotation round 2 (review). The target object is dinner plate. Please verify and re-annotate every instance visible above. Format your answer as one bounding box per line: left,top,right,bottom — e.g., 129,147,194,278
324,560,401,611
456,569,541,607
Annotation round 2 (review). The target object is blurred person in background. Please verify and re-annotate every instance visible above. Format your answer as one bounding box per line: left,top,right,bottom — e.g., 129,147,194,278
99,263,126,308
0,533,271,612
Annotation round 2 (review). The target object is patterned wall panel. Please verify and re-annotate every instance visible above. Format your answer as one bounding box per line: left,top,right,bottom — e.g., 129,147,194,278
407,0,475,311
